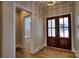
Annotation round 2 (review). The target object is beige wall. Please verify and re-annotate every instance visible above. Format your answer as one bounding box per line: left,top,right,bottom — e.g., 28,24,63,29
0,2,2,57
44,2,73,17
2,2,15,57
74,2,79,57
2,1,45,57
44,2,75,51
31,3,45,53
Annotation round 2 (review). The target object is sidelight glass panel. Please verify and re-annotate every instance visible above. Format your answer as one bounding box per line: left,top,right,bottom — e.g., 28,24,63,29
64,17,68,27
59,18,64,27
52,28,55,37
48,29,51,37
48,20,51,27
52,19,55,27
60,28,64,37
25,16,31,38
64,28,69,37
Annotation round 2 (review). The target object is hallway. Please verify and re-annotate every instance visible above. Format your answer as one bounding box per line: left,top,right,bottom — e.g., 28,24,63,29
16,46,75,58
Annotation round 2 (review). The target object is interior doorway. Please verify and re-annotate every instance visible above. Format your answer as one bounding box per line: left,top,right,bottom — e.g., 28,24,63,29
16,7,32,56
24,15,31,51
47,14,71,50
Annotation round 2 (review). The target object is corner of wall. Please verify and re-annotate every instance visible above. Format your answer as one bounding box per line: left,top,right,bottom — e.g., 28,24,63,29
74,49,79,58
31,43,46,54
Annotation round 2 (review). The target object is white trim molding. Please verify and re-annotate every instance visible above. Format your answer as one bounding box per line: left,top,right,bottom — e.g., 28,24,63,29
74,50,79,58
31,44,46,54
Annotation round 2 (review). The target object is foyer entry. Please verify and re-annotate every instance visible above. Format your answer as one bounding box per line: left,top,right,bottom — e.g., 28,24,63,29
47,14,71,50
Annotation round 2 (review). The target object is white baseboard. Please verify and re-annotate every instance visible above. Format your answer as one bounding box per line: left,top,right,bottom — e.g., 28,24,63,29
31,43,46,54
71,48,79,58
74,50,79,58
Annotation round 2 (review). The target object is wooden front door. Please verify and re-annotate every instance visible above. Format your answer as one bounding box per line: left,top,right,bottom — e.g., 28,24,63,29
47,14,71,50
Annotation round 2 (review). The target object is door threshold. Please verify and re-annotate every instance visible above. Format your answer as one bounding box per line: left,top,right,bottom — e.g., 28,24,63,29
47,46,73,53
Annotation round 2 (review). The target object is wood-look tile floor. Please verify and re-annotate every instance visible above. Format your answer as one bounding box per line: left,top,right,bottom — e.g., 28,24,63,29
16,46,76,58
